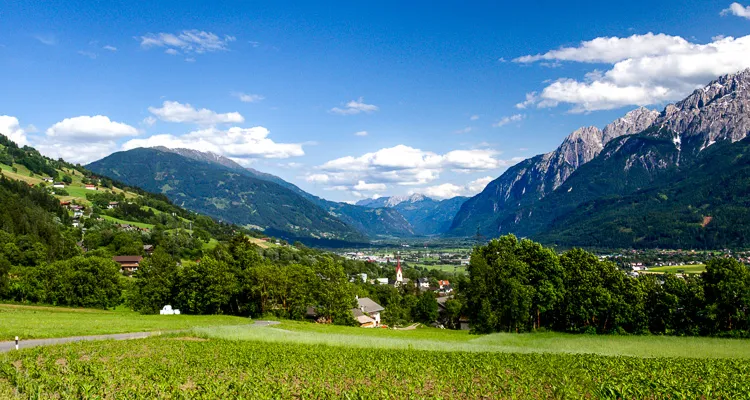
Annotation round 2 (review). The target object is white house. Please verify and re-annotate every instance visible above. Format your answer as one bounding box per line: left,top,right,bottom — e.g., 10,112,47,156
53,183,65,189
353,297,384,327
85,184,97,190
375,277,389,285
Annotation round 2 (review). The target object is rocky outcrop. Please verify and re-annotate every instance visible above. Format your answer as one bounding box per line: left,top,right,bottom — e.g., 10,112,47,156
657,68,750,151
602,107,660,145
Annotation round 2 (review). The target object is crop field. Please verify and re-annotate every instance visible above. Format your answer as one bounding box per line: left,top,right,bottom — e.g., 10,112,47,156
0,304,249,340
2,310,750,398
648,264,706,274
1,331,749,399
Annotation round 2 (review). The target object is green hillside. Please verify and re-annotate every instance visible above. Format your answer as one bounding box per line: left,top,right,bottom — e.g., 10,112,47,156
87,148,368,245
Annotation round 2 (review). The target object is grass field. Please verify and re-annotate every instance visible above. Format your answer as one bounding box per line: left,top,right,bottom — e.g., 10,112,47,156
1,325,749,398
101,215,155,229
0,304,249,340
409,263,467,274
648,264,706,274
196,320,750,359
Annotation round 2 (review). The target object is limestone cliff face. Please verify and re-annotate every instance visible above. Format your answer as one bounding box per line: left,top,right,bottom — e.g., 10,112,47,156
657,68,750,151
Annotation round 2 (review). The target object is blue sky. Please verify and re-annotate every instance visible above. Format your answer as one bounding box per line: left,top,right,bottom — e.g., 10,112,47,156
1,1,750,202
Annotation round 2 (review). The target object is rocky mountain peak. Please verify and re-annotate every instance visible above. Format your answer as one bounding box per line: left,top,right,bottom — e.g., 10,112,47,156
556,126,603,168
153,147,245,171
602,107,660,145
658,68,750,149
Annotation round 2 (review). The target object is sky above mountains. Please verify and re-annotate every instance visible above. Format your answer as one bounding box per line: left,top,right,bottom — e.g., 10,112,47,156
1,1,750,202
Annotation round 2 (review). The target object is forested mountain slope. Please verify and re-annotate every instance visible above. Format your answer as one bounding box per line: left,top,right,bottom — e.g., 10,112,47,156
88,148,368,244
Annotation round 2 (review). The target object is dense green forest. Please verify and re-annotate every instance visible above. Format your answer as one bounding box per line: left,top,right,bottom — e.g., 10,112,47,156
465,235,750,337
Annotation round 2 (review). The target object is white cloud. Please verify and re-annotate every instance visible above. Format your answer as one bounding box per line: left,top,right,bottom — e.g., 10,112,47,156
454,127,472,134
353,180,387,191
309,145,508,190
185,57,196,63
148,101,244,125
722,2,750,19
142,116,157,127
306,174,330,183
139,30,236,54
0,116,28,146
103,45,117,52
34,34,56,46
35,141,117,165
420,176,494,200
515,33,750,112
354,130,368,136
515,92,538,109
122,126,304,160
46,115,139,140
77,50,97,59
467,176,493,193
514,33,691,64
423,183,465,200
492,114,525,127
165,48,179,56
233,92,265,103
470,115,480,121
330,98,379,115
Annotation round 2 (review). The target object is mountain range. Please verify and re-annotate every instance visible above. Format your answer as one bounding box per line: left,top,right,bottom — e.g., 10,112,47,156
88,147,459,244
449,68,750,248
85,69,750,249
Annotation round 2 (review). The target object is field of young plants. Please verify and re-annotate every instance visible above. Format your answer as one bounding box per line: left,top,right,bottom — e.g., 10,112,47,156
2,334,749,399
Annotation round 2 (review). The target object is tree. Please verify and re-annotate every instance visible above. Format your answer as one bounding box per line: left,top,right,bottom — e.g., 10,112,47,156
413,292,439,323
62,175,72,184
128,248,178,314
175,257,238,314
703,258,750,333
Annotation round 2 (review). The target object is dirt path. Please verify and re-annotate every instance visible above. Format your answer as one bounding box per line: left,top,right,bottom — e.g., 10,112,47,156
0,332,161,353
0,320,279,353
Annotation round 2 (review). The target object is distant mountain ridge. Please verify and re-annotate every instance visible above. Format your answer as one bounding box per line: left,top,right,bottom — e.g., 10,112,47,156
105,147,416,239
358,193,468,235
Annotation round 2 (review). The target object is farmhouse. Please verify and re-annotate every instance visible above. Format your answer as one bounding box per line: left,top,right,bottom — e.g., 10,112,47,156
107,201,119,209
113,255,143,274
85,184,97,190
52,182,65,189
352,297,384,327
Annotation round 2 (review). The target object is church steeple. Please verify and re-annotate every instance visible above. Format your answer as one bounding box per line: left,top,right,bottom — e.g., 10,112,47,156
395,256,403,283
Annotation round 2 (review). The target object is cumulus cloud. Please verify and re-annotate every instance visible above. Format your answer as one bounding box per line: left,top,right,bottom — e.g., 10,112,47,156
514,33,750,112
353,180,387,191
307,145,509,192
233,92,265,103
330,98,379,115
35,141,117,165
354,131,368,137
103,45,117,52
0,116,29,146
492,114,525,127
121,126,304,160
148,101,244,125
722,2,750,19
139,30,236,54
420,176,494,200
46,115,139,140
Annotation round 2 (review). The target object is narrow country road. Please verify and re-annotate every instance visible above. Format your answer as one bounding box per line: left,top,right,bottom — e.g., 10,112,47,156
0,321,279,353
0,331,162,353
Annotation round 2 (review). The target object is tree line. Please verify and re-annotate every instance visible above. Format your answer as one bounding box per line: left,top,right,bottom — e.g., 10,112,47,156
463,235,750,337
